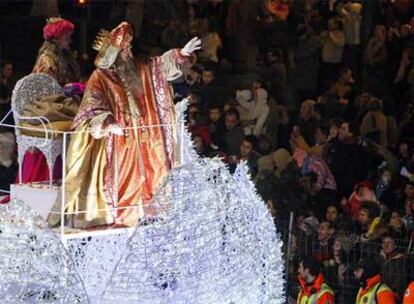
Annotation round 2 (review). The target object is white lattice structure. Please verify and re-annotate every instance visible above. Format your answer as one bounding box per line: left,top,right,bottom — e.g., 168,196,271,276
63,229,133,301
100,157,285,304
0,199,89,303
11,73,65,187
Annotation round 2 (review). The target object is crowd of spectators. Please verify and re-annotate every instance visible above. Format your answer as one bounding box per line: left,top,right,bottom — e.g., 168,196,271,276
3,0,414,302
156,1,414,302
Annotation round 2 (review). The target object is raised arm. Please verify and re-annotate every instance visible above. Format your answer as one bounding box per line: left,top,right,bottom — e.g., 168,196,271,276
159,37,202,81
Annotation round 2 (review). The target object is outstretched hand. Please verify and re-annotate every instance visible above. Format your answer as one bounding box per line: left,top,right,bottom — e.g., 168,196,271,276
181,37,202,57
90,124,123,139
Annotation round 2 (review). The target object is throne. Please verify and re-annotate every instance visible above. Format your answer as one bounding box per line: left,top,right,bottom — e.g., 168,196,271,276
11,73,65,187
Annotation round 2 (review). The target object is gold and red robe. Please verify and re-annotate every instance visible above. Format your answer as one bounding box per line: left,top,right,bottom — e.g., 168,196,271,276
33,41,80,86
64,49,185,228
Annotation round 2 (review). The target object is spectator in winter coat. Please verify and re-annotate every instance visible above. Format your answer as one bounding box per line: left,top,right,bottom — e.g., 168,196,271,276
403,182,414,231
195,67,225,112
236,84,270,136
207,104,225,148
328,238,359,303
363,25,388,97
357,202,388,251
320,18,345,88
373,167,397,210
256,148,305,212
360,97,388,147
312,221,335,265
341,2,362,78
291,125,329,158
261,49,287,103
388,210,409,241
292,24,321,99
216,108,245,157
377,234,408,300
324,120,368,197
297,99,320,147
343,181,377,220
325,205,354,235
301,155,337,220
199,19,222,66
237,135,261,178
276,105,292,151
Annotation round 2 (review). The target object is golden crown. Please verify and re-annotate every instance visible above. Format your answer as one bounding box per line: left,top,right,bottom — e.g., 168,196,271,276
46,17,64,24
92,29,110,51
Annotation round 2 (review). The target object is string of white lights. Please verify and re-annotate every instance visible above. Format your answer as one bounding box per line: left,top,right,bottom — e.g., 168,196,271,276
0,199,89,304
99,158,285,303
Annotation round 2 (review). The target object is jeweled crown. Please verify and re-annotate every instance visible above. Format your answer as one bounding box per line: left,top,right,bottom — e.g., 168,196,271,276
92,29,110,51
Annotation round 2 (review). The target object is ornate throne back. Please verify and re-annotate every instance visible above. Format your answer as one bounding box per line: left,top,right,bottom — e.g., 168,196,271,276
11,73,65,186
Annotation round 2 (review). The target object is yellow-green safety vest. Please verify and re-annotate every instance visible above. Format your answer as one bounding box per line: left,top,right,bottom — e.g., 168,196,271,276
298,283,335,304
356,283,392,304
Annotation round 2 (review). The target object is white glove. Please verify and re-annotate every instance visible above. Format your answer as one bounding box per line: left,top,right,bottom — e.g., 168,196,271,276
90,124,122,139
180,37,202,57
181,97,190,105
90,124,108,139
108,124,123,136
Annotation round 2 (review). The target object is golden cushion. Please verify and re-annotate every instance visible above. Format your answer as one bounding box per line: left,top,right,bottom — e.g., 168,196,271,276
19,120,72,139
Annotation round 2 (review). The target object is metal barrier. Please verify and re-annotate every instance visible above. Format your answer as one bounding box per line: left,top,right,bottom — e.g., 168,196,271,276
278,212,414,303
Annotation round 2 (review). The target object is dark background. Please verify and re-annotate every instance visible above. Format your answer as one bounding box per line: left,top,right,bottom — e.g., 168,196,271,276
0,0,176,75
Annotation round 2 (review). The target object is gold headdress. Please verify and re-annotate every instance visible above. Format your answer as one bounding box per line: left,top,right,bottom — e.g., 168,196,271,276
92,28,120,69
92,22,133,69
92,29,110,52
46,17,63,24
